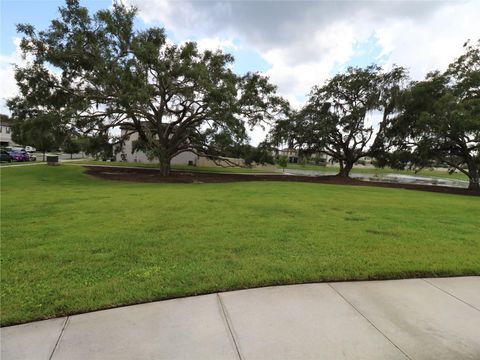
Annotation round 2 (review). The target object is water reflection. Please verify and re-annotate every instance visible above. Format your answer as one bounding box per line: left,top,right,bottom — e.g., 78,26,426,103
282,168,468,189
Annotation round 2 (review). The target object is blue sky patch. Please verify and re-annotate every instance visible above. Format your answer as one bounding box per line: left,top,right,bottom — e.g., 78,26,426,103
1,0,111,54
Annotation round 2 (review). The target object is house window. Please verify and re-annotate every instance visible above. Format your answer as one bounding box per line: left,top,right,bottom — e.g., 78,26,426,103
6,127,10,134
0,126,2,133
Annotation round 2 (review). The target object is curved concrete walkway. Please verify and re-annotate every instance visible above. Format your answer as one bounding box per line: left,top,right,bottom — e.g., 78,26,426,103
2,277,480,360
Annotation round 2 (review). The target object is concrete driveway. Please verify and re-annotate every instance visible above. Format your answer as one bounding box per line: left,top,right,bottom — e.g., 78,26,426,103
1,277,479,360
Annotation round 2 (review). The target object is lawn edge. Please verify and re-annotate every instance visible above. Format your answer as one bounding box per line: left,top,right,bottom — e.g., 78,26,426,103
2,271,479,327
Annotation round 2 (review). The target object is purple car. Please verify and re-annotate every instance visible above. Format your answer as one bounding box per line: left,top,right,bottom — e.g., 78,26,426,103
9,150,30,162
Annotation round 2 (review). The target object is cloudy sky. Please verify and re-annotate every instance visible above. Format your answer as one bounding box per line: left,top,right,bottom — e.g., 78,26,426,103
1,0,479,144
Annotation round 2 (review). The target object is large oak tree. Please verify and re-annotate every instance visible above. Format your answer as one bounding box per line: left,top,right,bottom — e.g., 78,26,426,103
270,65,408,177
8,0,283,175
380,41,479,190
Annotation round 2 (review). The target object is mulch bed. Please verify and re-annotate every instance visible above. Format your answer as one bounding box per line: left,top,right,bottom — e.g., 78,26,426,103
84,165,480,197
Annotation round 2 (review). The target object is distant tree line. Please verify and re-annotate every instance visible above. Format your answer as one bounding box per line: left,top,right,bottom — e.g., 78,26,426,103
7,0,479,189
1,112,113,161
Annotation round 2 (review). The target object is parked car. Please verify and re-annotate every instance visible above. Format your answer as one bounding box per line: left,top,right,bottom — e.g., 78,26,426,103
29,153,37,161
0,149,12,162
9,150,29,162
25,146,36,152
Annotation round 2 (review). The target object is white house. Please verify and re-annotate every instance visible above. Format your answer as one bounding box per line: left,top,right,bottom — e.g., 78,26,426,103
0,120,15,147
278,148,299,163
277,148,330,164
115,130,198,165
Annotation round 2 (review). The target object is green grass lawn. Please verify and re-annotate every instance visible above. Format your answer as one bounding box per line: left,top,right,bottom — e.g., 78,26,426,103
283,163,469,181
1,165,479,325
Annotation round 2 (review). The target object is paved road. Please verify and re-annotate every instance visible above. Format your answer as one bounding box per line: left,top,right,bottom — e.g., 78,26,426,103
0,158,88,168
2,277,479,359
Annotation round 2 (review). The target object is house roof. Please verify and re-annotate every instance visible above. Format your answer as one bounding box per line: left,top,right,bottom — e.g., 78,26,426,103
0,120,13,127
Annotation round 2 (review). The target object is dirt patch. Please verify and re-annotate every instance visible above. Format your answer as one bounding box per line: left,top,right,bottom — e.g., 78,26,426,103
84,166,480,197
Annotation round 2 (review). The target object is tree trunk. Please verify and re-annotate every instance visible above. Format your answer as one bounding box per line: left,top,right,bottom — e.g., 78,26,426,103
467,159,479,191
337,161,354,177
70,153,73,159
469,179,480,191
467,169,479,191
160,160,170,176
43,151,46,162
158,148,172,176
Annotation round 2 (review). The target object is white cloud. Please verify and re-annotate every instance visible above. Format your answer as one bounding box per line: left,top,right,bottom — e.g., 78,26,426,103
262,20,367,102
126,0,478,87
0,38,24,114
375,1,480,79
192,37,238,52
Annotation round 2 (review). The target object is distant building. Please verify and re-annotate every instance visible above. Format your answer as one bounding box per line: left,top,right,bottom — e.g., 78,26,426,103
358,156,374,166
0,120,15,147
277,148,331,165
115,129,198,165
276,147,375,167
278,148,299,163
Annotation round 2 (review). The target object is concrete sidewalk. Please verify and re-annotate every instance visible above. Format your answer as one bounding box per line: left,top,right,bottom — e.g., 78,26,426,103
2,277,479,360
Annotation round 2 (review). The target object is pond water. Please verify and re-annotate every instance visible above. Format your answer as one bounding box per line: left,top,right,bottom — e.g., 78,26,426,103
282,168,469,189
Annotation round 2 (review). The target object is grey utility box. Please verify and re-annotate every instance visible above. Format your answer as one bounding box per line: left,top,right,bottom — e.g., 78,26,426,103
46,155,59,166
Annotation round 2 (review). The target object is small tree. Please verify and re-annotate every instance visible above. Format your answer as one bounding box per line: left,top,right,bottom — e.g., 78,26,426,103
276,155,288,172
11,113,63,161
62,136,81,159
84,134,113,161
243,143,275,167
202,132,275,167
